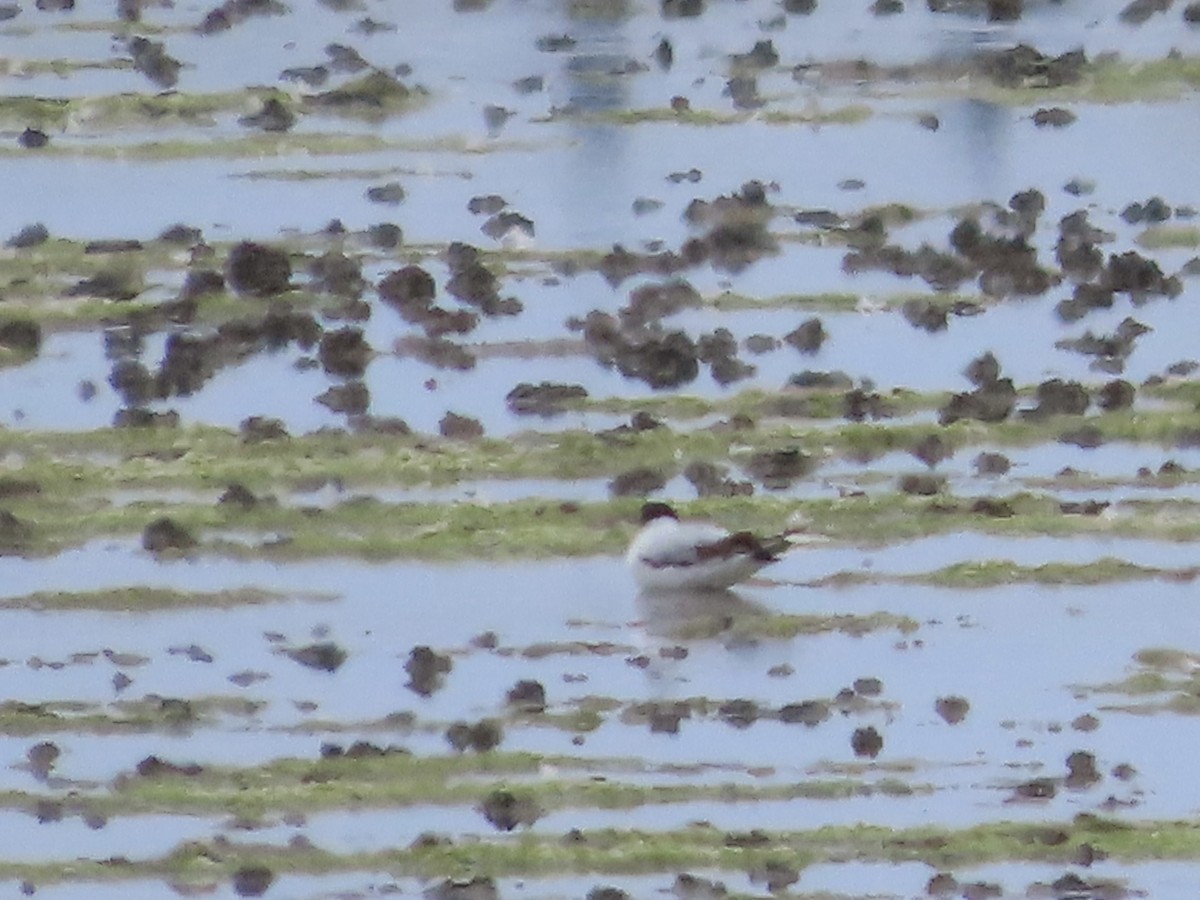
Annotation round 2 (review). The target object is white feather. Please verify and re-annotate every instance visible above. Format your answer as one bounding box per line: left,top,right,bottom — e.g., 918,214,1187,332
626,515,778,592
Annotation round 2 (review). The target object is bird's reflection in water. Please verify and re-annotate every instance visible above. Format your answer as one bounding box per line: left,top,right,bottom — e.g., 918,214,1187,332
634,587,770,641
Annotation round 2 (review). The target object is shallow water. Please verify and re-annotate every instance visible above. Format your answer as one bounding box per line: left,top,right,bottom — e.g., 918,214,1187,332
5,0,1200,895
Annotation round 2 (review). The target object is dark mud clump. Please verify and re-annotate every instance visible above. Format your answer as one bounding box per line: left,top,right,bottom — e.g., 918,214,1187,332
67,267,142,301
379,264,435,310
428,876,500,900
309,250,366,298
948,210,1055,297
900,473,945,495
843,386,894,422
662,0,704,18
719,699,760,728
1098,379,1135,411
506,381,587,416
285,641,347,673
404,645,452,696
318,327,372,377
684,181,779,272
981,44,1086,89
698,328,755,385
445,242,520,316
366,222,402,249
142,517,197,553
1065,750,1101,789
851,725,883,758
439,412,484,439
1055,211,1108,285
685,460,753,498
479,788,541,831
574,308,705,389
27,741,59,780
750,862,800,893
398,336,476,370
468,195,508,216
623,331,700,388
672,874,728,899
380,265,479,337
784,317,826,354
646,701,690,734
366,181,405,205
179,268,225,304
935,695,970,724
610,467,667,497
744,448,815,489
780,700,831,727
240,415,289,442
1012,777,1057,800
316,381,369,415
901,298,949,333
0,320,41,356
127,37,181,89
586,887,630,900
1122,0,1172,24
7,223,49,249
731,39,779,71
226,241,292,297
1122,196,1172,224
114,408,180,429
197,0,286,33
972,498,1014,517
1055,317,1150,373
481,210,535,242
232,865,274,897
135,755,204,777
239,97,295,132
1102,251,1180,298
306,69,416,117
1021,378,1089,418
506,679,547,713
940,352,1016,424
620,280,701,329
927,872,960,896
446,719,503,753
18,128,49,149
219,483,259,509
911,433,952,468
1032,107,1076,128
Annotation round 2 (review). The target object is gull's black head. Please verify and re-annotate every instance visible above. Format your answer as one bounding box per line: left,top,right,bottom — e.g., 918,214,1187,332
639,501,678,524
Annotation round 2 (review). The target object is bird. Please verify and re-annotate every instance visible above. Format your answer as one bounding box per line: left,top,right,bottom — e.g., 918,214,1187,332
626,501,792,592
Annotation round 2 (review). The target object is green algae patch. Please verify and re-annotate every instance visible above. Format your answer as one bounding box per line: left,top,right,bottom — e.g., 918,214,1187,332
1137,224,1200,249
873,52,1200,105
706,288,978,314
666,610,919,641
824,557,1197,588
99,748,926,819
543,102,870,127
1079,647,1200,715
9,815,1200,885
7,389,1200,559
303,70,428,121
0,79,425,133
0,131,393,162
708,290,863,312
1084,54,1200,103
761,103,873,125
0,696,258,736
7,462,1200,562
0,586,326,611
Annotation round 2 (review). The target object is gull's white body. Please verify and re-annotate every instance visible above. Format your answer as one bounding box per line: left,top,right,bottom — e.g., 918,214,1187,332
626,509,783,591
